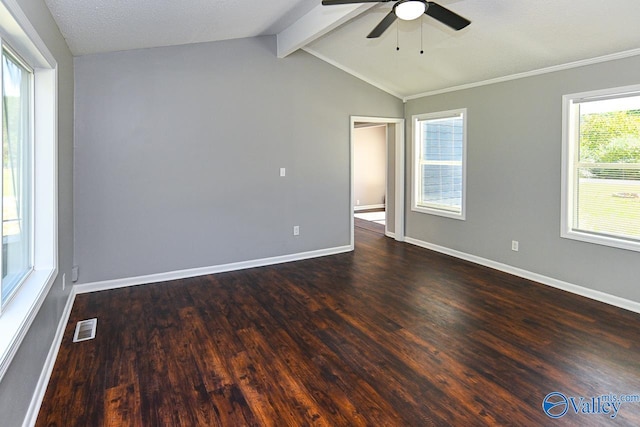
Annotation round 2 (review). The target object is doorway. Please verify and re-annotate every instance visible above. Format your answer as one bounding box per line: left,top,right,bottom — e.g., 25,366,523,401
350,116,405,246
353,123,387,234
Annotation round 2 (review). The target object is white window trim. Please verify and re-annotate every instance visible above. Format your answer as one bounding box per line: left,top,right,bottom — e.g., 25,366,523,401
411,108,467,220
0,0,58,382
0,43,35,310
561,84,640,252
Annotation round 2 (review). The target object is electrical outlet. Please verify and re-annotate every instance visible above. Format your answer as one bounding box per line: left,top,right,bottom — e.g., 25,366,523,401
71,266,79,282
357,200,360,206
280,168,286,177
293,225,300,236
62,273,66,291
511,240,519,252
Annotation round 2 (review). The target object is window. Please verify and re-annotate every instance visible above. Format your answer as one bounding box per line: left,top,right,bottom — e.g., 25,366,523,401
562,85,640,252
1,47,33,308
412,109,467,220
0,0,58,382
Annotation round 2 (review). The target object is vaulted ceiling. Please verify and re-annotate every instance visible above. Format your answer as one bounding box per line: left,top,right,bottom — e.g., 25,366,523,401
44,0,640,99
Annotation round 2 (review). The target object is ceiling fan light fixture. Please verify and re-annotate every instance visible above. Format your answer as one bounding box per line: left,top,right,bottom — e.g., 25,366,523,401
394,0,426,21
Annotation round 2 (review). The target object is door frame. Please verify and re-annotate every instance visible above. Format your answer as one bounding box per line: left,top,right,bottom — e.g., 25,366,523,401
350,116,405,248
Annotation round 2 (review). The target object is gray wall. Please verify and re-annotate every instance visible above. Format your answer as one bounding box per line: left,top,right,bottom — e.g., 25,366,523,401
0,0,74,425
74,36,403,284
405,55,640,303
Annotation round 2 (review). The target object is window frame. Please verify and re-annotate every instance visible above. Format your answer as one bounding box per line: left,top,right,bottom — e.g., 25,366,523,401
1,42,35,309
411,108,467,220
0,0,58,383
561,84,640,252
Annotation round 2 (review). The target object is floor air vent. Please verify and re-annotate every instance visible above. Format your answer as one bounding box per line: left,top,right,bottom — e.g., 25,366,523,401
73,318,97,342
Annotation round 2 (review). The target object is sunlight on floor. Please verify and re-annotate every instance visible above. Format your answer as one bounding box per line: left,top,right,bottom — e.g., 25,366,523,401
354,211,385,226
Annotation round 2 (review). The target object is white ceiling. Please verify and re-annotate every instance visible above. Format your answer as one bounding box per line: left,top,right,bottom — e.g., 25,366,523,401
44,0,318,55
44,0,640,99
306,0,640,98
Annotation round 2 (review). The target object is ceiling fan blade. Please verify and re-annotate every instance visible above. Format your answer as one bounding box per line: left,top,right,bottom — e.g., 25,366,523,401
367,10,397,38
322,0,387,5
425,2,470,30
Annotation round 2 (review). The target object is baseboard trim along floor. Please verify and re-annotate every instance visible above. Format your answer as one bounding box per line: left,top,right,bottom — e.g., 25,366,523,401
404,236,640,315
74,245,354,295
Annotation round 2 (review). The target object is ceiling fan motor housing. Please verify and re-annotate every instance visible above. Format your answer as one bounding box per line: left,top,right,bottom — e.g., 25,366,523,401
394,0,427,21
321,0,471,39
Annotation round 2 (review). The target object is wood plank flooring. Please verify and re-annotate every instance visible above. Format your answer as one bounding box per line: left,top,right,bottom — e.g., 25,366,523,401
354,216,385,234
37,228,640,426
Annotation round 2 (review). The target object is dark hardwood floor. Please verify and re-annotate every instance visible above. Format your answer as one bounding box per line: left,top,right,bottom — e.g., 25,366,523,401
354,216,384,234
37,228,640,426
354,208,385,235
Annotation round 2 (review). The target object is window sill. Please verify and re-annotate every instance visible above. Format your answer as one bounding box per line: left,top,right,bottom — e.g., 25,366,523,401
562,229,640,253
0,267,56,381
412,205,466,221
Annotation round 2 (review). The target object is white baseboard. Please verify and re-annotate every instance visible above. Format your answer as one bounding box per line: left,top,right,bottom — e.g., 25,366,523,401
354,204,385,212
75,245,354,294
404,236,640,315
22,288,77,427
21,237,640,426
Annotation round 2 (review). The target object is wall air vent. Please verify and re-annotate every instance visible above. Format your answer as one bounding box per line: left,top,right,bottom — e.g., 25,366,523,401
73,318,97,342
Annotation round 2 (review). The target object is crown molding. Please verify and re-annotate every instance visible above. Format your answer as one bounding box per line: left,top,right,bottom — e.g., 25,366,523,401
403,48,640,102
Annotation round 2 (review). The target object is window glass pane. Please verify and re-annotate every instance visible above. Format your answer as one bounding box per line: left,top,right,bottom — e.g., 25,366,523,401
423,120,463,162
1,50,32,305
421,164,462,210
573,96,640,241
417,113,464,213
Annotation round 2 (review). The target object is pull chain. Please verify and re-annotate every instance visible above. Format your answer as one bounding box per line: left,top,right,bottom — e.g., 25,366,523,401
420,17,424,54
396,21,400,51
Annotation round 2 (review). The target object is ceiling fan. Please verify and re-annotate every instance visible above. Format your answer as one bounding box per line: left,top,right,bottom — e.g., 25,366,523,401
321,0,471,38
